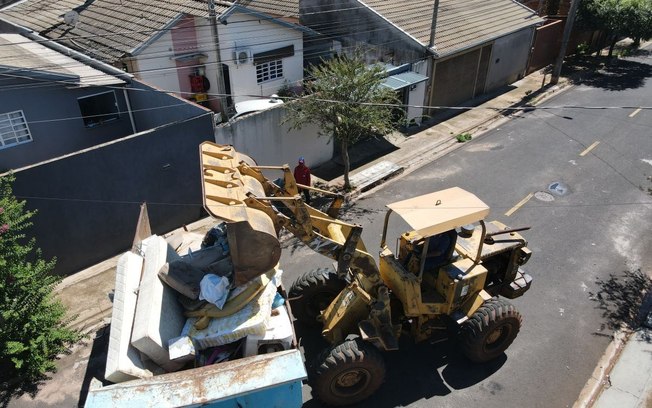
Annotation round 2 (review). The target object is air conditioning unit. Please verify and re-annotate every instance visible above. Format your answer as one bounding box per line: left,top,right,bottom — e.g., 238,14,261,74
233,48,252,65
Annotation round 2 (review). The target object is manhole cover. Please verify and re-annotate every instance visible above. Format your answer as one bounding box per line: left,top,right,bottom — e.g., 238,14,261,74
534,191,555,202
548,181,569,196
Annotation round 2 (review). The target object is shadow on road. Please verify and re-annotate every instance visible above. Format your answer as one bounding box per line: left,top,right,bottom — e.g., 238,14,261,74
312,137,399,182
296,322,507,408
563,56,652,91
589,269,652,334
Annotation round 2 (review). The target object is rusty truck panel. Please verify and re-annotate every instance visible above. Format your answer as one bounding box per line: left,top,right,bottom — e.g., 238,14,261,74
85,349,306,407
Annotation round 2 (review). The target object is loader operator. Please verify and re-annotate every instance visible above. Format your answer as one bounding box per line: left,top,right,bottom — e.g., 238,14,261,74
293,157,312,204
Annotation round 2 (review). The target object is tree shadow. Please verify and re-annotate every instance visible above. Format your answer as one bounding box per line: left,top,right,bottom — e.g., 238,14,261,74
589,269,652,334
562,56,652,91
0,372,51,408
311,137,399,182
296,322,507,408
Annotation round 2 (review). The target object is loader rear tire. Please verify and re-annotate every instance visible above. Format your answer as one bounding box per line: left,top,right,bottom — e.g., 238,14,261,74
288,267,345,325
460,298,522,363
313,338,385,406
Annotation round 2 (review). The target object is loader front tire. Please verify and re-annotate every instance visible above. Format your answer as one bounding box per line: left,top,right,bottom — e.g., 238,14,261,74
313,338,385,406
460,298,522,363
288,267,345,325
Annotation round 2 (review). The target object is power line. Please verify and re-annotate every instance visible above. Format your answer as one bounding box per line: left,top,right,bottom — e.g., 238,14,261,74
0,0,544,98
1,64,651,125
0,16,429,78
13,193,652,211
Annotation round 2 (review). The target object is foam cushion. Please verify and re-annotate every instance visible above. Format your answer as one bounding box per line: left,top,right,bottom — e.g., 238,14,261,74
181,281,277,351
105,252,158,383
131,236,186,372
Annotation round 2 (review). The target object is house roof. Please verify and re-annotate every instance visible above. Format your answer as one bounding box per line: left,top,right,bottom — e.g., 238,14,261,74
361,0,544,57
0,0,299,63
0,33,125,86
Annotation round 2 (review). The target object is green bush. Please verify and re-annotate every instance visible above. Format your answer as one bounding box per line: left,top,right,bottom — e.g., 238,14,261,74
456,133,472,143
0,174,81,397
576,42,591,56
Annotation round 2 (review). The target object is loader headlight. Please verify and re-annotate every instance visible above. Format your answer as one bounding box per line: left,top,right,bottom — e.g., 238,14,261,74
517,247,532,265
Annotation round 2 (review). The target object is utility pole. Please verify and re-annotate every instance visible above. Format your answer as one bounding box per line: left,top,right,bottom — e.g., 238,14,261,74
428,0,440,49
551,0,581,84
208,0,229,120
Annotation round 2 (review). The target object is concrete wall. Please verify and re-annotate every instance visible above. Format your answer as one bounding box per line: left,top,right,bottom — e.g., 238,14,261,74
0,78,133,171
9,114,215,276
214,104,332,171
127,80,213,130
485,28,534,92
132,25,184,107
528,19,564,73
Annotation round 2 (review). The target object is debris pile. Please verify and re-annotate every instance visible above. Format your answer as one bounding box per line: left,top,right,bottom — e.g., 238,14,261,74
104,222,293,383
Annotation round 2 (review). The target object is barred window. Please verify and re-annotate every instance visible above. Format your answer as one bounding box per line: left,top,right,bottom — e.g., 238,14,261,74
256,59,283,84
0,110,32,149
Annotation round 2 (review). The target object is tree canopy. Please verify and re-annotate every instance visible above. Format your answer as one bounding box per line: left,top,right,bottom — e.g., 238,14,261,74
0,174,80,400
579,0,652,53
286,55,398,190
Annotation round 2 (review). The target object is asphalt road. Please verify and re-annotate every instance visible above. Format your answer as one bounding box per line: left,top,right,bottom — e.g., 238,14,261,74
282,51,652,408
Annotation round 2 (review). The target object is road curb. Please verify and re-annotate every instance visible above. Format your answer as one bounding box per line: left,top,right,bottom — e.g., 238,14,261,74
573,330,631,408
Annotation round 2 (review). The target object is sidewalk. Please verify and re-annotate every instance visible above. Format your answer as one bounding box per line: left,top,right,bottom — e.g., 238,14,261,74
46,63,649,408
593,328,652,408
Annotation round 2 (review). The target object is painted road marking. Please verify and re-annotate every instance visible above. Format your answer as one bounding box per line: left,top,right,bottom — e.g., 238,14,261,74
580,141,600,157
505,192,534,217
629,108,642,118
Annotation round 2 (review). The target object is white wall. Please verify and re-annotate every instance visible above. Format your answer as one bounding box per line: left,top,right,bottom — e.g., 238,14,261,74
217,12,304,104
214,105,333,173
134,30,181,95
485,28,534,92
407,60,428,124
134,12,304,108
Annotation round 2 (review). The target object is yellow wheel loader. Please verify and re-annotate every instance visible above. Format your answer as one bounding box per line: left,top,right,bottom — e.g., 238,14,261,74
199,142,533,406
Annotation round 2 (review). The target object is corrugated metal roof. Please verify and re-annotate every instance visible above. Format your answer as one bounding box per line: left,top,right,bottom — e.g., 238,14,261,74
0,0,298,63
361,0,544,57
0,33,125,86
382,71,428,90
236,0,299,18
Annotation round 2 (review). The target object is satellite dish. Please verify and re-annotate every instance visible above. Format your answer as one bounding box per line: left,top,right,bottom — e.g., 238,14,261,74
63,11,80,26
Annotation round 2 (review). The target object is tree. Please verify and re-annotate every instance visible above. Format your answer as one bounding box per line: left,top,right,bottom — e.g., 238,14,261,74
0,174,80,400
579,0,652,56
286,55,398,190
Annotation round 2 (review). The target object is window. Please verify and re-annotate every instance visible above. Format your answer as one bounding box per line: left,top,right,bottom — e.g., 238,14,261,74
256,59,283,84
0,110,32,149
78,91,120,128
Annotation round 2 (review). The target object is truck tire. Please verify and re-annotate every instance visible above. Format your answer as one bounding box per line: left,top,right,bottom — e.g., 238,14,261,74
288,267,345,325
460,298,522,363
313,338,385,406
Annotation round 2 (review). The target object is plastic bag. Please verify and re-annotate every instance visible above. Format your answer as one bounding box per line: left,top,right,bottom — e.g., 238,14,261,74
199,274,230,309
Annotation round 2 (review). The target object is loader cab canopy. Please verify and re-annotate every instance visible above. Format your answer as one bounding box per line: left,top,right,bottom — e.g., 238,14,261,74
385,187,490,239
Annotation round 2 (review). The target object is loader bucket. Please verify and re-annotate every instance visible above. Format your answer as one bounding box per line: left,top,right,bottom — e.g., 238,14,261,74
200,142,281,286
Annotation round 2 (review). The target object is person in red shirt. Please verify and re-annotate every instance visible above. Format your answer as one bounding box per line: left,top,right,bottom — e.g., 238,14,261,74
293,157,312,204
